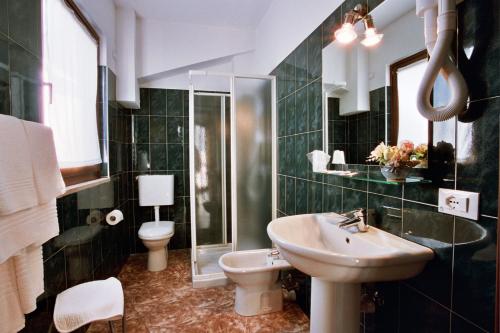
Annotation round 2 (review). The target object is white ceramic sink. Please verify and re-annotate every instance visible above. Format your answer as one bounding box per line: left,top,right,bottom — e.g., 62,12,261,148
267,213,434,333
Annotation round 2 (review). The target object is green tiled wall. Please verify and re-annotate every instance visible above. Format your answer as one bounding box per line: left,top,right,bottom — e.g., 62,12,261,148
129,88,191,252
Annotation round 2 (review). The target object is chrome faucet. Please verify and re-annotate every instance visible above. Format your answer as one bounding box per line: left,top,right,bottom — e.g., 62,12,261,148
268,248,281,260
338,208,369,233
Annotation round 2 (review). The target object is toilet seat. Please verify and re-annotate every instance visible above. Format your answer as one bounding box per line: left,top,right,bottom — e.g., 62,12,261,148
138,221,174,240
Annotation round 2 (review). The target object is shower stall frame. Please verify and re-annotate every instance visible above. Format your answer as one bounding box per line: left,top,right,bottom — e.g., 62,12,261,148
188,71,277,288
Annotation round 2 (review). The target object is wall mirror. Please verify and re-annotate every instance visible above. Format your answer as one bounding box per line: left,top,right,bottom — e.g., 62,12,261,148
322,0,431,165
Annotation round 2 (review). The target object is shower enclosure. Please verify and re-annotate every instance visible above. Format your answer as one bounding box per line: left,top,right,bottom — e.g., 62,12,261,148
189,71,276,288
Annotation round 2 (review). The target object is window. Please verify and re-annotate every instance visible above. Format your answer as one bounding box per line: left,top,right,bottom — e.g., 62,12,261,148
43,0,101,186
390,50,431,147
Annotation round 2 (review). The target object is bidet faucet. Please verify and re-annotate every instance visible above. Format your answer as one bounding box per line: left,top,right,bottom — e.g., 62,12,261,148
338,208,369,233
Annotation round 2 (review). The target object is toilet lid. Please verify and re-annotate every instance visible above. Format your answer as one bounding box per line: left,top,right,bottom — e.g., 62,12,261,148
138,221,174,240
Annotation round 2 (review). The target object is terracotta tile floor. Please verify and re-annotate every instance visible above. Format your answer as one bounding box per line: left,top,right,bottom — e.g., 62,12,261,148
88,250,309,333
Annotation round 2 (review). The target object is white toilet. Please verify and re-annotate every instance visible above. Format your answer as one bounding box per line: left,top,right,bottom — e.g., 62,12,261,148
219,248,291,316
137,175,175,272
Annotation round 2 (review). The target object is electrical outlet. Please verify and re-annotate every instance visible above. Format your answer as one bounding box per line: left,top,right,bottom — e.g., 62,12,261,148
438,189,479,220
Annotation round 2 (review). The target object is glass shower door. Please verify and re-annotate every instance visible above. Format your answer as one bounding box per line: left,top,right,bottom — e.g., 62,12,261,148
191,93,231,278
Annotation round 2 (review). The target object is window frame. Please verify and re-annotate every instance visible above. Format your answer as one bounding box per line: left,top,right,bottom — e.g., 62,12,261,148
47,0,102,186
389,49,432,147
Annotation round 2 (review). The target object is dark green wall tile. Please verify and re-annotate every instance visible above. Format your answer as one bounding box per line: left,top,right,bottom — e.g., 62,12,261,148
342,188,367,212
286,94,296,135
295,40,308,89
284,53,296,95
133,115,149,143
9,42,41,122
278,99,286,137
167,89,183,116
278,176,286,212
308,80,322,131
150,116,166,143
296,87,307,133
308,181,323,213
285,177,296,215
138,88,150,115
307,27,322,81
150,89,166,115
295,133,308,179
0,34,9,115
277,61,286,100
452,215,496,332
296,179,308,214
456,98,499,216
183,90,189,117
403,201,453,307
399,285,450,333
285,135,296,177
458,0,500,101
324,185,341,212
322,8,341,47
167,117,184,143
167,144,183,170
367,193,402,236
134,144,150,171
8,0,41,57
0,0,7,37
278,137,286,174
150,144,167,170
451,313,489,333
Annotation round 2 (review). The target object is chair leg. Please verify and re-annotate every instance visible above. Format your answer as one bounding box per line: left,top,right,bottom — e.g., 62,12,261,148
108,321,115,333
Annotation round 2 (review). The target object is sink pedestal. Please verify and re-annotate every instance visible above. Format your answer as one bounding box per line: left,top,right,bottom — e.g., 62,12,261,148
310,278,361,333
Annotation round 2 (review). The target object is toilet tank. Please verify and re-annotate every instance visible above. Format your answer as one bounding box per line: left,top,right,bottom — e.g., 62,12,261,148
138,175,174,207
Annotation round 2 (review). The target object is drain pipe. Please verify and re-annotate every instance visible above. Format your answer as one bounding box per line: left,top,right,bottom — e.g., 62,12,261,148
416,0,468,121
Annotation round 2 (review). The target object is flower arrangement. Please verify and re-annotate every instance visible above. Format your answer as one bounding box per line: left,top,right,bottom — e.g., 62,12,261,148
367,140,428,168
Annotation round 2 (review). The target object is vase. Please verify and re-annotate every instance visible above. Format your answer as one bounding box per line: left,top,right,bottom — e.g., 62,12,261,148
380,166,411,182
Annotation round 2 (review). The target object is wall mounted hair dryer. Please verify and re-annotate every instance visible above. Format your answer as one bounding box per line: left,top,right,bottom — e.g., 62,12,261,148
416,0,468,122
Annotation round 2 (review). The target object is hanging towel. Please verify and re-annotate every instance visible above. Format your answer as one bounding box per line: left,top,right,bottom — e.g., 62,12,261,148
0,246,45,333
0,199,59,264
0,258,25,333
22,120,66,204
0,116,65,332
0,115,37,216
13,245,45,314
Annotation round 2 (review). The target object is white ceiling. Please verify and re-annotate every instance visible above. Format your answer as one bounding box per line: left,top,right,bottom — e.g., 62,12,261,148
114,0,273,29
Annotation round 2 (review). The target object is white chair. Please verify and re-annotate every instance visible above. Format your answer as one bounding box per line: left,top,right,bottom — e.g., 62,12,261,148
53,277,125,333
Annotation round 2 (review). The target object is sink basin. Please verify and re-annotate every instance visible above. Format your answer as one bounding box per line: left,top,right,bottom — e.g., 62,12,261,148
267,213,434,333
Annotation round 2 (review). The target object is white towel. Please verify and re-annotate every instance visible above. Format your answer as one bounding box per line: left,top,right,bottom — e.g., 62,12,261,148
0,115,38,216
22,120,66,204
54,278,124,333
0,199,59,264
14,245,45,313
0,246,45,333
0,116,65,332
0,258,25,333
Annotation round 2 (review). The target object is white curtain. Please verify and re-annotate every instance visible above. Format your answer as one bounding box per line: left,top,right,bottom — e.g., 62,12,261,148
43,0,102,169
397,59,429,146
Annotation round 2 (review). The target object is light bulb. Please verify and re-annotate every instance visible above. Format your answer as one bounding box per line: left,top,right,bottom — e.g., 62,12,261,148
334,23,357,44
361,27,383,47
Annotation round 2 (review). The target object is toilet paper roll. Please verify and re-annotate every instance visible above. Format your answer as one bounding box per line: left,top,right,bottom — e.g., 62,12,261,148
106,210,124,226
